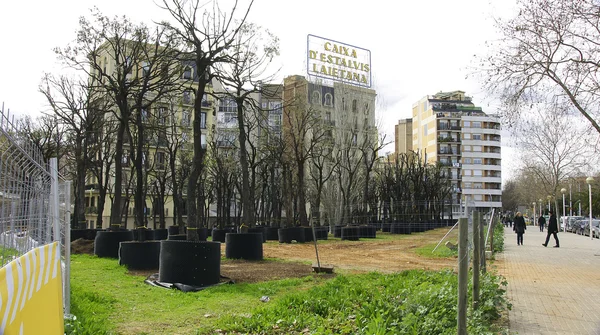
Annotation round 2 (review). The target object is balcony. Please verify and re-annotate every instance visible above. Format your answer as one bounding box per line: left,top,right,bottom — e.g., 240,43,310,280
438,150,460,155
437,136,460,143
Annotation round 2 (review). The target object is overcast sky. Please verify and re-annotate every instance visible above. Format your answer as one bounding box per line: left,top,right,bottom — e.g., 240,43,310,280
0,0,519,179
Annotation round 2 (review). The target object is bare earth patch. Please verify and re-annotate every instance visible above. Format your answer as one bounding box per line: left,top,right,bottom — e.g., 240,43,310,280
74,228,459,283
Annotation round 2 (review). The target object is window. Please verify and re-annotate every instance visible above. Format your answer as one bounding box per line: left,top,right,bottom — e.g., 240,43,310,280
325,111,331,122
325,93,333,106
201,134,207,149
474,194,483,201
463,182,472,189
472,121,481,128
199,112,207,129
473,170,482,176
202,93,210,107
269,113,281,130
342,98,348,111
141,109,148,122
463,145,470,152
464,121,471,127
363,102,370,115
182,66,192,79
473,158,482,164
155,152,165,170
142,61,150,77
181,110,191,127
311,91,321,105
474,182,483,189
463,133,471,140
463,158,472,164
352,133,358,145
463,169,471,176
352,99,358,113
181,132,188,142
183,90,193,104
423,124,428,136
158,107,167,125
473,146,482,152
473,134,482,140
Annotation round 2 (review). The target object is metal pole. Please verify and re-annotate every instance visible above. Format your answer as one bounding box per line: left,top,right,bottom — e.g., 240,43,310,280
590,183,593,241
457,217,468,335
473,212,480,310
562,193,566,232
569,183,573,217
480,212,486,273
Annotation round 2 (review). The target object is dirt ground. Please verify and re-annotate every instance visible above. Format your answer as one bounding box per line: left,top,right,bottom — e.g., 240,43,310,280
72,228,458,283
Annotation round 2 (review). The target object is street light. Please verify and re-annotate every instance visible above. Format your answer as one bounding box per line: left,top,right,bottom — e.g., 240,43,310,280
539,198,543,216
547,195,552,213
532,201,537,226
561,188,567,232
587,176,594,241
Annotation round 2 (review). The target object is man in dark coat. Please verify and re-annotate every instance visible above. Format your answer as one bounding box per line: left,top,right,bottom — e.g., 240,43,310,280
542,211,560,248
513,212,526,245
538,215,546,232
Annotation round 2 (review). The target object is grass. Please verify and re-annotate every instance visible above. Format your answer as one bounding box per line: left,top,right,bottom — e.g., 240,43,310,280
68,255,329,335
67,227,508,334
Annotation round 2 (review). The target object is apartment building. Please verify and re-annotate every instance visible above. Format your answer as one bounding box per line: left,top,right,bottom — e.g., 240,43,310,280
409,91,502,215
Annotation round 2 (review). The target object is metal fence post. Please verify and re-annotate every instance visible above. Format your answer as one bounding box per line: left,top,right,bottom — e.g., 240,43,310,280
457,217,468,335
473,212,480,310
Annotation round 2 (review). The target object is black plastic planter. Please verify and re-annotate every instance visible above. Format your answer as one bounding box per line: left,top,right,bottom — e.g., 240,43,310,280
119,241,161,270
168,226,180,235
278,227,306,243
94,231,134,258
247,227,266,243
153,229,168,240
391,223,411,234
159,240,221,287
264,227,280,241
341,226,360,241
313,226,329,240
212,228,232,242
359,225,377,238
303,227,314,242
381,223,391,232
333,225,344,238
168,234,187,240
225,233,263,260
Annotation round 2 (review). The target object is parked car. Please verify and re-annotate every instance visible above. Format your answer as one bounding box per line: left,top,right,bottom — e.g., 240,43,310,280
566,216,584,232
571,218,588,234
582,219,600,237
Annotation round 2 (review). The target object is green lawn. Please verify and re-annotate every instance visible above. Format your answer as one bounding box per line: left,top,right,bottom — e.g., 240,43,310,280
68,232,508,335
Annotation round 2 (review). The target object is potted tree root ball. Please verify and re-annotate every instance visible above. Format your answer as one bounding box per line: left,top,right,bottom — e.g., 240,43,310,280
159,240,221,286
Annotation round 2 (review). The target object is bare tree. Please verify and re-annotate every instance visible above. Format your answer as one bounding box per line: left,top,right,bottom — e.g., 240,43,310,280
514,105,593,206
39,74,106,229
477,0,600,132
160,0,254,240
212,22,279,227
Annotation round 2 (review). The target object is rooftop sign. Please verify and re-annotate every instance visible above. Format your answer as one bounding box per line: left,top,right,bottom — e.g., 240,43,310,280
307,34,371,88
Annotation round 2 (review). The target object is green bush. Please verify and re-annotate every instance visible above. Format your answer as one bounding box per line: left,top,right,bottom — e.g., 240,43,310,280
217,270,510,334
493,221,504,253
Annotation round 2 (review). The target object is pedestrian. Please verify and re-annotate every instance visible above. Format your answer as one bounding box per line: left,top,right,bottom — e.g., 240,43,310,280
542,211,560,248
538,214,546,232
513,212,526,245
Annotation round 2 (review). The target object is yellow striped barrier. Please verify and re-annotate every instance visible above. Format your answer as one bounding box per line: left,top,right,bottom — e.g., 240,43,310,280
0,241,64,334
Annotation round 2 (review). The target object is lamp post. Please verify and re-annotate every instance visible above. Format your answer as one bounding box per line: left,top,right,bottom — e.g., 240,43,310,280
539,198,543,217
533,202,536,226
547,195,552,213
587,177,594,241
561,188,567,232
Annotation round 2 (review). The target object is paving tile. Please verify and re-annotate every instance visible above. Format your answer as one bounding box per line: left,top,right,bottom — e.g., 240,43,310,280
497,227,600,335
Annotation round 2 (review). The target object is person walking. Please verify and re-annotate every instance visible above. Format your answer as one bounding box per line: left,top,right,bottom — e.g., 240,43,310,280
542,211,560,248
513,212,526,245
538,215,546,232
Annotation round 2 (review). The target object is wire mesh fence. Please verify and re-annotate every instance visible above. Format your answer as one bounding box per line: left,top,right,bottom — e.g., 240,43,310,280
0,103,70,314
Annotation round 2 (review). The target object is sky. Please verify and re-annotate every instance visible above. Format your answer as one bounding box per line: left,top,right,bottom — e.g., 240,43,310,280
0,0,519,180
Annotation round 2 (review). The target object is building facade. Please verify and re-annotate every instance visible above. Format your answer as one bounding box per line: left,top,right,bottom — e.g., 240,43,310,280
409,91,502,216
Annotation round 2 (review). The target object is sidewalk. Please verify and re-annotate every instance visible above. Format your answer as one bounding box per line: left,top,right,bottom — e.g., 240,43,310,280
498,226,600,335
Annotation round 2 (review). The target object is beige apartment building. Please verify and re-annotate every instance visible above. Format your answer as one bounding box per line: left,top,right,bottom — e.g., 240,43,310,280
397,91,502,216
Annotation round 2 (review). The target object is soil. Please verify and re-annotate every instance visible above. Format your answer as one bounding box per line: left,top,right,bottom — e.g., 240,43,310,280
72,228,458,284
